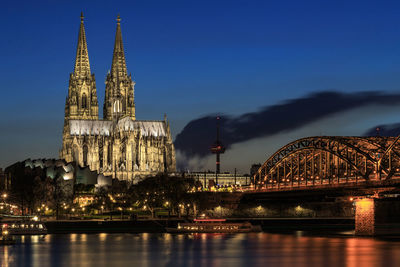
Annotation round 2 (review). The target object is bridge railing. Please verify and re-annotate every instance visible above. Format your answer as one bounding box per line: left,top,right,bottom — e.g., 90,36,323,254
253,136,400,191
245,175,400,193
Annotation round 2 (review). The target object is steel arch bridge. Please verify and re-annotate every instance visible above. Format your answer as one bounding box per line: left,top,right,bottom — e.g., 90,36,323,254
253,136,400,191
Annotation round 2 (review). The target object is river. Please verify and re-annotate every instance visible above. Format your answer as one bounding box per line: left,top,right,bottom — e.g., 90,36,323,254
2,232,400,266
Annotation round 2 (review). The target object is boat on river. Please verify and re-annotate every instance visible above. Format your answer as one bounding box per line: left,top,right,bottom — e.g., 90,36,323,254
166,218,262,233
1,221,47,235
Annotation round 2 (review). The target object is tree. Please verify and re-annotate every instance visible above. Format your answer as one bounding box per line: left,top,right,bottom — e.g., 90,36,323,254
129,174,197,218
33,176,53,213
130,177,163,218
52,174,74,220
94,186,113,217
8,163,41,215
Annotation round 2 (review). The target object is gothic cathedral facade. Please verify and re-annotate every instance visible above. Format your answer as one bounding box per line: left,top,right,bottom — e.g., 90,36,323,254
60,14,176,182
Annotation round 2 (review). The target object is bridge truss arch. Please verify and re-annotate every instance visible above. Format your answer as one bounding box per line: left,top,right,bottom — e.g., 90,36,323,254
254,136,400,190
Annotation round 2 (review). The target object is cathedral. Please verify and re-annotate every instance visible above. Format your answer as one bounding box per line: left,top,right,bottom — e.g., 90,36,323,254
60,14,176,182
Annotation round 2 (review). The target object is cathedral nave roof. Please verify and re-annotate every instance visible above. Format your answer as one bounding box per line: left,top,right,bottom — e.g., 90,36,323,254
69,118,167,137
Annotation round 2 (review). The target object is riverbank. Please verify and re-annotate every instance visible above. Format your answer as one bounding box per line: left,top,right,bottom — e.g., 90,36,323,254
44,217,355,234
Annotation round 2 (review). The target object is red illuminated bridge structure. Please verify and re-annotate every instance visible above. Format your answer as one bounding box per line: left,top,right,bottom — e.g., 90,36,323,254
252,136,400,192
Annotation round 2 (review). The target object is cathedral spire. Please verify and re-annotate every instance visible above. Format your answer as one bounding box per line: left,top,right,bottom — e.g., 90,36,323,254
104,15,135,121
111,14,128,78
65,13,99,121
74,12,91,77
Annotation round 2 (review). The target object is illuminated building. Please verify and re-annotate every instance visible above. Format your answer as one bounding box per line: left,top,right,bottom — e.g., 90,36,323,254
60,14,176,182
184,171,250,187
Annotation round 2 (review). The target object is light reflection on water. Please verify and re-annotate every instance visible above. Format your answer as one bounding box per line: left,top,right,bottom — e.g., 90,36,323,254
1,233,400,267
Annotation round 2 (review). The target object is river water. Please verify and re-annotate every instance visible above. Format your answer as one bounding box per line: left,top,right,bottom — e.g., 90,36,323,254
2,232,400,267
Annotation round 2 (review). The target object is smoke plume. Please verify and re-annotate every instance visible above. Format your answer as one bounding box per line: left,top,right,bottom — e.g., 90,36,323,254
175,91,400,166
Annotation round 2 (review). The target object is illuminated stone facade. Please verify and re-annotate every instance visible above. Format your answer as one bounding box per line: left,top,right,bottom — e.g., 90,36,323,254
60,14,176,182
355,198,375,235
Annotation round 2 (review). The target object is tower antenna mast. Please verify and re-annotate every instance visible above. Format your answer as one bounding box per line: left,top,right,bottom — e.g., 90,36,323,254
210,116,225,186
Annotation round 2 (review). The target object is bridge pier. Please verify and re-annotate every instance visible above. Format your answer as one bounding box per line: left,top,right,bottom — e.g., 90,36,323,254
355,198,375,235
355,198,400,236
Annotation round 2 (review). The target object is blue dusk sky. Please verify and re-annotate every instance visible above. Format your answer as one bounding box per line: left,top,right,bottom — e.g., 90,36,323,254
2,0,400,173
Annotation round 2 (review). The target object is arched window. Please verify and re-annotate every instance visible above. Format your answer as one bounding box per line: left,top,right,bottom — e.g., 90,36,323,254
82,93,87,109
113,99,122,113
99,140,103,169
163,150,167,172
83,145,88,166
108,143,112,165
131,143,135,171
122,97,126,112
72,145,79,163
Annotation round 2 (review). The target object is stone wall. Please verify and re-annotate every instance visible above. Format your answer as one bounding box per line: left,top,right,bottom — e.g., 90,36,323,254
200,198,354,218
355,198,375,235
355,198,400,236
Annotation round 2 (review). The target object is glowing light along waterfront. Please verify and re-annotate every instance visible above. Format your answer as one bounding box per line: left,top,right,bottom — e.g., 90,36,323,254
2,233,400,267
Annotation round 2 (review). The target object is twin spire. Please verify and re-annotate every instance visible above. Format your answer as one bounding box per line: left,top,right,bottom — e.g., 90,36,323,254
74,13,128,79
111,15,128,79
72,13,135,121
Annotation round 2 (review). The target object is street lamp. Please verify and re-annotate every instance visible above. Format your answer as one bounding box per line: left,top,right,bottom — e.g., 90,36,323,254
164,201,171,218
118,207,123,220
1,193,7,213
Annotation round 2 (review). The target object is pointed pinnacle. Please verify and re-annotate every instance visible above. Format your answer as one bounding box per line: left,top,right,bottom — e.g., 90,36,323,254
74,13,91,77
110,15,127,78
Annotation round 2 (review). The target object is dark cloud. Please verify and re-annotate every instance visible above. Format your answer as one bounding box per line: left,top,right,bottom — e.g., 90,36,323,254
364,123,400,137
175,91,400,164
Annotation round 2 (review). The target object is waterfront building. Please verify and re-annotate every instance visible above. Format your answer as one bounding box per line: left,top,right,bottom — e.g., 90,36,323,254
184,171,251,187
5,158,112,194
60,14,176,182
0,168,7,191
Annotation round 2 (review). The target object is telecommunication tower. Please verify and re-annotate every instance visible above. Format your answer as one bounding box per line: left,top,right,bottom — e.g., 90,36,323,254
210,116,225,185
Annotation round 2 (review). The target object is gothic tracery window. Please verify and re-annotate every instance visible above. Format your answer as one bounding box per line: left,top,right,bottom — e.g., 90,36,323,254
113,99,121,113
82,93,87,109
83,145,88,166
73,145,79,163
108,143,112,166
99,139,103,169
